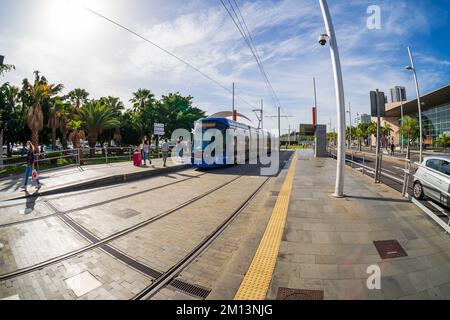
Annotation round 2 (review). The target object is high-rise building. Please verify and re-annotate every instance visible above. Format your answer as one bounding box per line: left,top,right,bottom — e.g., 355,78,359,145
390,86,407,103
356,113,372,125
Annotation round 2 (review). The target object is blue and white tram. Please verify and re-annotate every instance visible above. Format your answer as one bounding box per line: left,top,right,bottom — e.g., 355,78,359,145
191,117,274,168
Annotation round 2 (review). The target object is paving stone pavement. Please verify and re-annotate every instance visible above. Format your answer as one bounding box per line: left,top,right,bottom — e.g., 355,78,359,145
110,174,270,273
267,150,450,300
0,248,151,300
0,216,89,274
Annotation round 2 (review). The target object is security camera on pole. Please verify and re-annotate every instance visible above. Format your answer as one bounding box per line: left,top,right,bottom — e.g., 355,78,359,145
319,0,347,198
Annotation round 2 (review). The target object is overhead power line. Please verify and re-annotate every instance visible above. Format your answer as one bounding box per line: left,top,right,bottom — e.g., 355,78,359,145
64,0,257,110
219,0,282,111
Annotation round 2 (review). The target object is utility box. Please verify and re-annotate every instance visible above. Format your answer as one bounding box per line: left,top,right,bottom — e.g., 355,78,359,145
315,124,327,158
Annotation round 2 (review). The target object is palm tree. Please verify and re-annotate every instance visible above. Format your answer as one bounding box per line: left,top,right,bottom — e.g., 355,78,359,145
56,100,71,150
100,96,124,145
130,89,154,113
78,101,120,156
368,122,377,150
68,88,89,115
49,98,71,150
382,123,393,150
399,116,419,159
21,71,64,151
68,120,85,163
439,133,450,153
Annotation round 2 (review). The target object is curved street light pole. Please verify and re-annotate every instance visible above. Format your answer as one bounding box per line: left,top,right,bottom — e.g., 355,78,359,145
406,47,423,163
319,0,346,197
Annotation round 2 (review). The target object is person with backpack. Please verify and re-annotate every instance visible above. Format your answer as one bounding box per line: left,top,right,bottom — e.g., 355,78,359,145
21,141,41,191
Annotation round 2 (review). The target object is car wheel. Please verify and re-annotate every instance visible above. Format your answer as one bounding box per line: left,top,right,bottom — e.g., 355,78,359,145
413,182,424,200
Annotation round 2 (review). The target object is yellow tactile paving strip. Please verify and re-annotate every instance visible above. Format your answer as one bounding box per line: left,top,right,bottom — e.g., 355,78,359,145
234,151,298,300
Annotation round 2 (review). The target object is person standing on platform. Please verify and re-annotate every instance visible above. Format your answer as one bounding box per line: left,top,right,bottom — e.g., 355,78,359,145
162,139,170,167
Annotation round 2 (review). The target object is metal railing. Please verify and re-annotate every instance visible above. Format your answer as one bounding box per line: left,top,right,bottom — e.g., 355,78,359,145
0,146,135,176
328,147,414,198
328,147,450,234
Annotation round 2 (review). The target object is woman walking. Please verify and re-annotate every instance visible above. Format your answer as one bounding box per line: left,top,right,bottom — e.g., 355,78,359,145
143,139,151,166
21,141,41,191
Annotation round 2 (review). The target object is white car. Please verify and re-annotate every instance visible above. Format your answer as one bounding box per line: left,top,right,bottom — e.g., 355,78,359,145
413,155,450,206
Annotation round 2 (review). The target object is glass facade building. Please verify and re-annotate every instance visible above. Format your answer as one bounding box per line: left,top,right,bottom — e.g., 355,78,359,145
420,102,450,147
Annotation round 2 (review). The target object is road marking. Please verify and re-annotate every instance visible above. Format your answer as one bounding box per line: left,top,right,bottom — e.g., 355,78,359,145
234,152,298,300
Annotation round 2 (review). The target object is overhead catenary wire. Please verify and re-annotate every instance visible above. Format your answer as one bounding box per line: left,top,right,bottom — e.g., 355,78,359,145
220,0,283,113
64,0,257,110
231,0,282,108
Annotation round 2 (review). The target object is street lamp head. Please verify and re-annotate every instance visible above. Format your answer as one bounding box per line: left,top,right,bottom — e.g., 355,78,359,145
318,34,329,46
405,65,414,71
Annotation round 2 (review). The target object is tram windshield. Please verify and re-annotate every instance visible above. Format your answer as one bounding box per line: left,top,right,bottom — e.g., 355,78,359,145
193,120,228,151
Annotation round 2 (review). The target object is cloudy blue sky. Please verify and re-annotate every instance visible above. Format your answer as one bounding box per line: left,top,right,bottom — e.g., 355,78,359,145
1,0,449,132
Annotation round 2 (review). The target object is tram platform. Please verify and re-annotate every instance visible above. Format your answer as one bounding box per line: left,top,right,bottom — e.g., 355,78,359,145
231,149,450,300
0,158,188,202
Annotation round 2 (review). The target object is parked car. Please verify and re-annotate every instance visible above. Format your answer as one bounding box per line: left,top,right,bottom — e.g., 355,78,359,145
413,156,450,206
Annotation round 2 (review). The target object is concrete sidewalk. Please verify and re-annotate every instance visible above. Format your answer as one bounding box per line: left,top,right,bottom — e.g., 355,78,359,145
268,150,450,300
0,158,189,201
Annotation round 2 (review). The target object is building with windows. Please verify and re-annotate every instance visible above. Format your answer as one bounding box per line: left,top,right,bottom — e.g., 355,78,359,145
380,84,450,148
356,113,372,125
390,86,407,103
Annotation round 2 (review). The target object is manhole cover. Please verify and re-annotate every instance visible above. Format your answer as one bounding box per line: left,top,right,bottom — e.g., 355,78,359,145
373,240,408,259
276,288,324,300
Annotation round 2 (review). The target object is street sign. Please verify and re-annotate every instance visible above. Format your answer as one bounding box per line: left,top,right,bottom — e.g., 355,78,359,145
154,123,165,136
370,91,386,117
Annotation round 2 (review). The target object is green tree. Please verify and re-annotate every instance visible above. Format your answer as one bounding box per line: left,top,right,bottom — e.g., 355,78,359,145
68,88,90,115
78,101,120,156
100,96,124,145
439,133,450,152
130,89,154,114
368,122,377,150
21,71,64,150
399,116,419,159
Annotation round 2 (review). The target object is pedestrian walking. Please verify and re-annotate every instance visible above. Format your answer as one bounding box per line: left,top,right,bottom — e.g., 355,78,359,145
143,139,151,166
390,141,396,156
21,141,41,191
162,139,170,167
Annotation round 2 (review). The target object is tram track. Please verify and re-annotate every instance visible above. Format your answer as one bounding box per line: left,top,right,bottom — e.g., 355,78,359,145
0,170,208,228
133,154,294,300
0,166,260,282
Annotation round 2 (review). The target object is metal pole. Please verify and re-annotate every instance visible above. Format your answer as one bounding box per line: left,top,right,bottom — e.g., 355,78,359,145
313,77,318,121
375,89,381,183
407,47,423,163
319,0,346,197
400,99,404,153
278,106,281,150
347,102,352,150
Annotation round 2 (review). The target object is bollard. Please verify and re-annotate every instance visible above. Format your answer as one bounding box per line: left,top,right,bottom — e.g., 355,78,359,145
105,147,108,164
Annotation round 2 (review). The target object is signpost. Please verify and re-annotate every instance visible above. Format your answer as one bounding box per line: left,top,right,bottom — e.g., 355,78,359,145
370,90,386,183
154,123,165,158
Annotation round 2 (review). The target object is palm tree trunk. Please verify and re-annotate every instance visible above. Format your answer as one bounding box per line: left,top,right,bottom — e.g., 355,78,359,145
0,130,3,168
88,133,98,157
52,126,57,149
61,127,68,150
31,129,39,153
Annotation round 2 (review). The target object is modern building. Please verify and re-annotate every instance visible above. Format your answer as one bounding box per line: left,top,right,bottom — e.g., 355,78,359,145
356,113,372,125
379,84,450,147
390,86,407,103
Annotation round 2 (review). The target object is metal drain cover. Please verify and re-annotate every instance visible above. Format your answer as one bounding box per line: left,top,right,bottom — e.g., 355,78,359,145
276,288,324,300
373,240,408,259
